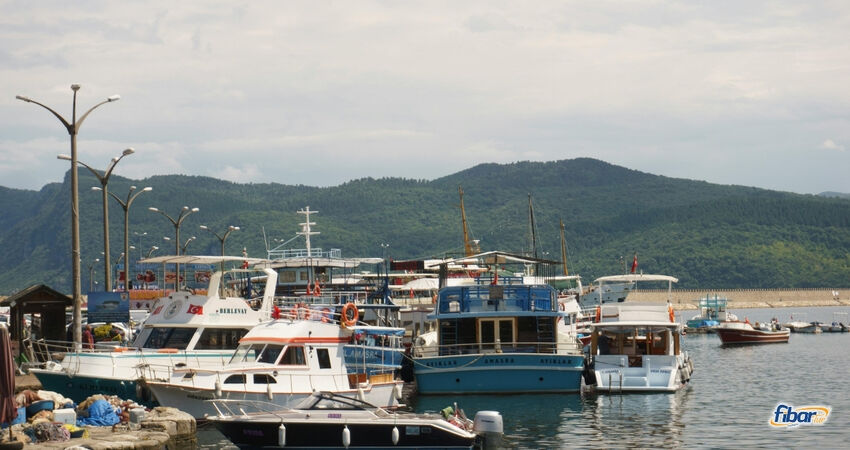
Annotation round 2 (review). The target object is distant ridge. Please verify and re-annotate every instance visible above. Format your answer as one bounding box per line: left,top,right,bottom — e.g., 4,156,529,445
819,191,850,199
1,158,849,293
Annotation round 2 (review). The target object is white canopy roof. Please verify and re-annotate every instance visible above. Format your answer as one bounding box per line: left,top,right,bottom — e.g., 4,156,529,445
400,278,440,291
593,274,679,284
268,257,383,268
141,255,267,265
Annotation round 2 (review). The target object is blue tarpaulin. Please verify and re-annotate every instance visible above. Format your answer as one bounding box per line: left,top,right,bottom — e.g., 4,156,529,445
77,399,120,426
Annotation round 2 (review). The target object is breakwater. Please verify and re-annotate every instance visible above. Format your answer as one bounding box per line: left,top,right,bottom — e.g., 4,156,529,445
623,288,850,309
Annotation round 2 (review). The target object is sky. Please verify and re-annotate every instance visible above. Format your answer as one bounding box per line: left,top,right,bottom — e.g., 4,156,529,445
2,1,849,195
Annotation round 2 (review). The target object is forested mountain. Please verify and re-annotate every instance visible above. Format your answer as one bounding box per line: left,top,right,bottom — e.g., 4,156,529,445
1,158,849,293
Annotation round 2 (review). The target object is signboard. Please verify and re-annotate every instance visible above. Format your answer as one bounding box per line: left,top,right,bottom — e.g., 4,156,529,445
87,291,130,323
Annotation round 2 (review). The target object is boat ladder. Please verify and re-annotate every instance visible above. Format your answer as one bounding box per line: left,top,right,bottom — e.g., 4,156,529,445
607,372,623,393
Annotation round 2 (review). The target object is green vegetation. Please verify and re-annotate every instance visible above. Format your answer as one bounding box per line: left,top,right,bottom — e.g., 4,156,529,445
1,158,849,293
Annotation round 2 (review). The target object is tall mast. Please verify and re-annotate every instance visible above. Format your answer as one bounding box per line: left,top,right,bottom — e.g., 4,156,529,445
459,186,476,256
560,219,569,276
528,194,538,260
297,206,319,257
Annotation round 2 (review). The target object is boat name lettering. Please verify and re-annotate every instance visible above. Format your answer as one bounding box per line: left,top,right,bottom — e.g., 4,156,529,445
770,404,830,428
539,357,574,365
242,429,264,437
650,369,671,374
187,393,214,401
426,360,458,367
215,308,248,314
484,357,516,364
327,413,342,418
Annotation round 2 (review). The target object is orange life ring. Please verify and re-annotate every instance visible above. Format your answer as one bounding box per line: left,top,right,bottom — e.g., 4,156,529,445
321,307,331,323
289,307,298,319
313,284,321,296
301,306,311,320
306,283,313,295
112,347,129,352
668,305,675,323
341,303,359,328
432,294,437,304
157,348,179,354
595,306,601,322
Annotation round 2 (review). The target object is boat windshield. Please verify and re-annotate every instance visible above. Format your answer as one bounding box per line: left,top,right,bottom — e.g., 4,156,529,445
143,327,197,349
296,392,375,410
228,343,286,364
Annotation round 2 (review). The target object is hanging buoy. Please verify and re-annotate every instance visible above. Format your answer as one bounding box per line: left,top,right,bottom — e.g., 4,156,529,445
357,386,366,402
393,383,403,401
267,381,274,400
278,423,286,447
342,425,351,448
214,379,222,398
392,426,400,445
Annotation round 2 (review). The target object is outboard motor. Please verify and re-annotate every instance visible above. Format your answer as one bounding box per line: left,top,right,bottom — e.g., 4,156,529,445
473,411,503,449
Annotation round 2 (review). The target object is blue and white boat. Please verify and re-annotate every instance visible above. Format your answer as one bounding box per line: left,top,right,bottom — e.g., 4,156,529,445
29,255,277,405
412,252,586,395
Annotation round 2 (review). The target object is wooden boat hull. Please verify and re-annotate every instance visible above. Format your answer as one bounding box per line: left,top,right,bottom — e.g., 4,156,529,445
716,328,789,345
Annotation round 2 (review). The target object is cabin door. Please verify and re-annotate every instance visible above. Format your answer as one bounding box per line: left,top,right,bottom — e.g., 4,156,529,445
478,318,515,353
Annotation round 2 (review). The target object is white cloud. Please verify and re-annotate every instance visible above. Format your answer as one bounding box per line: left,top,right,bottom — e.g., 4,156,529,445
821,139,845,151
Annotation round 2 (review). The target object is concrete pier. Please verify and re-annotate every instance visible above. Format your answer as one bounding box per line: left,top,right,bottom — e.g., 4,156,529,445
625,288,850,310
10,407,195,449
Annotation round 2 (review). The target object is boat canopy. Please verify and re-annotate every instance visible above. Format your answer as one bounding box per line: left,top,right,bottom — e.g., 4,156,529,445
349,326,405,337
445,250,560,266
141,255,267,266
592,274,679,284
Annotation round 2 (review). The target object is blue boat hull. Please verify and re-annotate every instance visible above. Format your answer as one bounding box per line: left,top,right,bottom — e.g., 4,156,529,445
31,371,156,407
413,353,584,394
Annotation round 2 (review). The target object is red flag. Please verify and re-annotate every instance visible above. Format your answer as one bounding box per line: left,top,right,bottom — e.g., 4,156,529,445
187,304,204,315
630,253,638,274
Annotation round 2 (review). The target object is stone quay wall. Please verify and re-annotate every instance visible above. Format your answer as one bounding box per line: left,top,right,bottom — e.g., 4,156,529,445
624,288,850,310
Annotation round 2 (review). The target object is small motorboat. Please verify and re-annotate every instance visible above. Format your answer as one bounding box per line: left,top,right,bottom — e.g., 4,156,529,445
207,391,503,449
716,320,790,345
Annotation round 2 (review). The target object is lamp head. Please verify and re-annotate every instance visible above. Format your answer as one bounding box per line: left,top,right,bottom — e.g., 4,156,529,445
107,94,120,102
71,84,81,91
142,187,153,192
191,207,199,212
122,148,134,156
15,95,32,103
57,154,72,161
91,187,102,191
199,225,208,230
148,207,159,212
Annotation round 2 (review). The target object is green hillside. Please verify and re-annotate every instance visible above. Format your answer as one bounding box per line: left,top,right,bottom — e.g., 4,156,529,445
1,158,849,294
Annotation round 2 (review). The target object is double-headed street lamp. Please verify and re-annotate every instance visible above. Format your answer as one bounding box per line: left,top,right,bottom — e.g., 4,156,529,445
149,206,199,290
59,148,135,291
200,225,239,272
17,84,120,350
87,258,100,292
100,186,152,291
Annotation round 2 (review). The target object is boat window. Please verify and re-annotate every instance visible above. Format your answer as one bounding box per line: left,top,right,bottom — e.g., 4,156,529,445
317,348,331,369
279,345,306,365
280,271,296,283
143,327,197,349
478,318,515,352
224,374,246,384
257,344,284,364
194,328,249,350
253,374,277,384
229,344,259,364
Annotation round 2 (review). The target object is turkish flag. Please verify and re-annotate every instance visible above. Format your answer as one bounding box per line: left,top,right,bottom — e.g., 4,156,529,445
630,253,638,274
187,304,204,315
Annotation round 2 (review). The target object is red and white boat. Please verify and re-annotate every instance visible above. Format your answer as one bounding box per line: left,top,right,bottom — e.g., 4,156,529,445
715,321,790,345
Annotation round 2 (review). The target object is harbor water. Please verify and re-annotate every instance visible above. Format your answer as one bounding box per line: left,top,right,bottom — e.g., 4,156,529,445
199,306,850,448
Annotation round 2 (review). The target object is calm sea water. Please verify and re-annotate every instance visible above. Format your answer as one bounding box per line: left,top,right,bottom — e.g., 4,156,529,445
199,306,850,448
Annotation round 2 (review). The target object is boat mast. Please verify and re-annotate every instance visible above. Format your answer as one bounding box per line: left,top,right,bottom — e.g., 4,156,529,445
528,194,538,260
297,206,320,282
559,219,569,276
458,186,478,256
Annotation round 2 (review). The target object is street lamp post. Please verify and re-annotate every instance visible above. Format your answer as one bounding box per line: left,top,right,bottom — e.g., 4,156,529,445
134,231,147,266
102,186,152,291
199,225,239,273
149,206,199,290
59,148,134,291
146,246,159,259
17,84,120,350
180,236,196,289
87,258,100,292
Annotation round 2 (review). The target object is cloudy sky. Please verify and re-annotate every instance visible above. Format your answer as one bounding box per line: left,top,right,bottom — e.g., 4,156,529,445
2,1,849,194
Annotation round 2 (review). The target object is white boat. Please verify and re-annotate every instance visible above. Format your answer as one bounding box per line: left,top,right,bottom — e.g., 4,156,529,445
586,303,693,392
145,305,406,418
208,391,503,449
824,313,850,332
29,255,276,405
580,274,678,308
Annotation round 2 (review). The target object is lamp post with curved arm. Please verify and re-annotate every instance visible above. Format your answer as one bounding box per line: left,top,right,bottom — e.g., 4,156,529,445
87,258,100,292
16,84,120,349
59,148,134,291
200,225,239,272
149,206,199,290
101,186,152,291
146,246,159,259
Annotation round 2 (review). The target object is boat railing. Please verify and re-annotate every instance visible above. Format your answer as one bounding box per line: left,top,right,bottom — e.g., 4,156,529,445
29,338,129,363
436,285,557,315
207,398,292,418
136,350,232,381
413,340,566,357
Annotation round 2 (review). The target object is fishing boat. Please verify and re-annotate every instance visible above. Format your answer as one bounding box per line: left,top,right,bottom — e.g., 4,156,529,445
207,391,503,449
144,304,406,418
412,251,585,395
29,256,276,405
586,303,693,392
686,294,738,332
823,313,849,332
715,320,790,345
